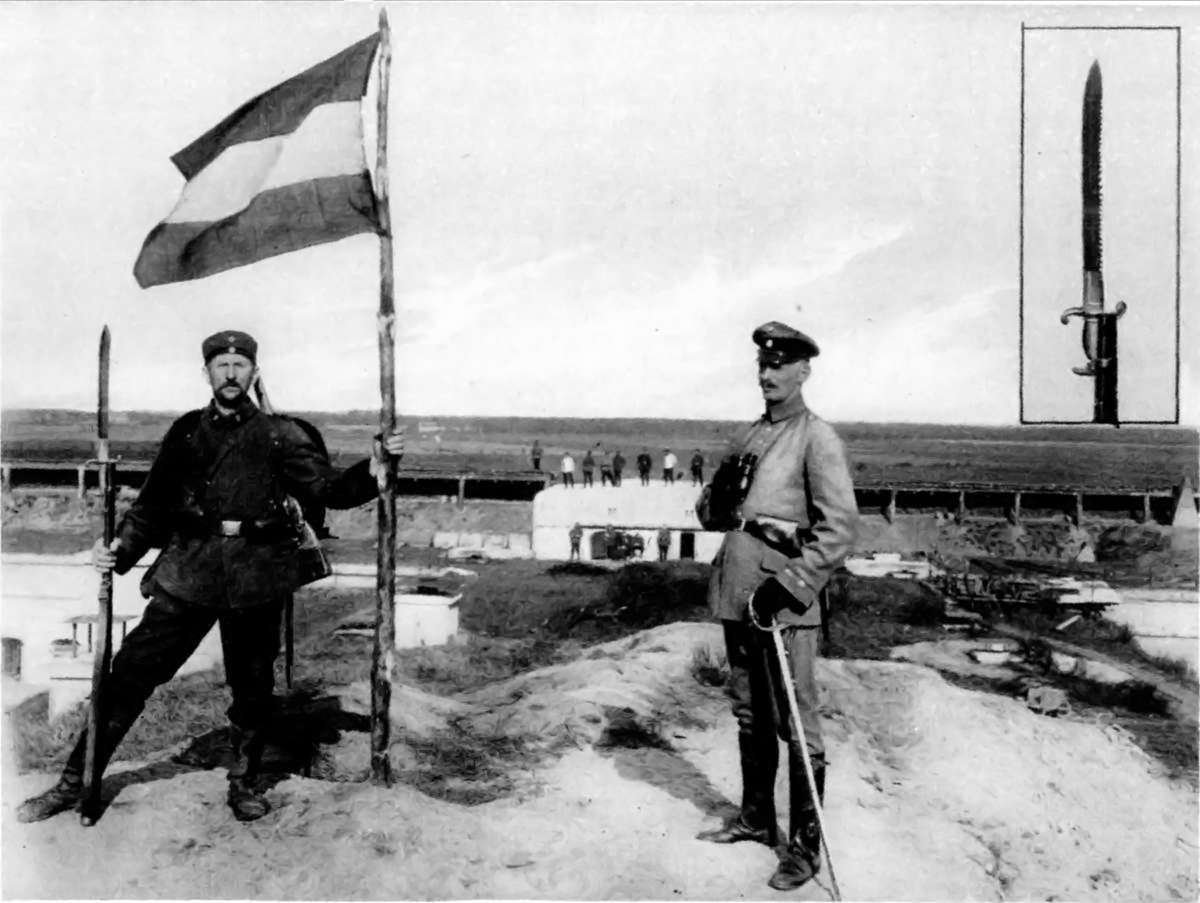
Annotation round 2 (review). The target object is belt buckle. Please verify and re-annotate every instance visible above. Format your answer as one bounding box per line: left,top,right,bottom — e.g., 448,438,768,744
219,520,242,537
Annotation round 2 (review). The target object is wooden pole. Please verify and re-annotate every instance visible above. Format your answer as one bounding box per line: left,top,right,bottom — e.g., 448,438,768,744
370,8,397,786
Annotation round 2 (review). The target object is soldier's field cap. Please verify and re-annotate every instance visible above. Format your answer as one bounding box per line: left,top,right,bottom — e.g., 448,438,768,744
753,321,819,364
202,330,257,363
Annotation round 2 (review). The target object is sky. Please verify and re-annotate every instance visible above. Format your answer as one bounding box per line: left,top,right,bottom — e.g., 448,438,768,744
1,2,1198,425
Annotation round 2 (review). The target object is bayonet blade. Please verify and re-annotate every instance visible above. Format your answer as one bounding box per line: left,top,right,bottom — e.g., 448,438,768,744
97,325,110,444
1082,61,1103,277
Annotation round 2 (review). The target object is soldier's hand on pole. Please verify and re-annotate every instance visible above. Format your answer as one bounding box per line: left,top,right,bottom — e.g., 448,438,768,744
370,429,405,479
91,538,119,573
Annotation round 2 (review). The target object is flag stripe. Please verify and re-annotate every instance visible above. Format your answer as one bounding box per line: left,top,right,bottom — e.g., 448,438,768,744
171,33,380,180
166,102,365,224
134,172,378,287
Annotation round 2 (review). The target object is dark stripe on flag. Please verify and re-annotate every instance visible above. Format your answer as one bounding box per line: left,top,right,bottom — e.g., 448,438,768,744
171,33,380,181
133,172,379,287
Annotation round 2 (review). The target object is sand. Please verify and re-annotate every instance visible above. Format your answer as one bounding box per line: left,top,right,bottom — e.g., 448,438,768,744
4,622,1197,901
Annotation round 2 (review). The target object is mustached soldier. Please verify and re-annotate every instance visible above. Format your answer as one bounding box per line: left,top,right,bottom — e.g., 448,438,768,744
696,321,857,891
18,330,405,824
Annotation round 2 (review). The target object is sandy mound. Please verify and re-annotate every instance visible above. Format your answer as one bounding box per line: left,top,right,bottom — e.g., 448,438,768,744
5,622,1196,901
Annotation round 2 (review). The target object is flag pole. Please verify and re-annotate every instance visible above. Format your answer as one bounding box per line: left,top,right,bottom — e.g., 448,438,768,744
370,6,396,786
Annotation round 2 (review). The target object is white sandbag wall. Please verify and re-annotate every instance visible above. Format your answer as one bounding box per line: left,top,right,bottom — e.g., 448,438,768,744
531,483,724,561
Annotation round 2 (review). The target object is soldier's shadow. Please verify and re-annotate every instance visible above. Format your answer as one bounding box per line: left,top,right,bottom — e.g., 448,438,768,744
90,688,368,822
594,705,737,822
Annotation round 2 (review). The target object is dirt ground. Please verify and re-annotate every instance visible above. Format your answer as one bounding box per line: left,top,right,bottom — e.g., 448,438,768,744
4,622,1197,901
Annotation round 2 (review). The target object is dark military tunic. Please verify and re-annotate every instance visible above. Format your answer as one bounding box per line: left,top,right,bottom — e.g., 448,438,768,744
113,397,377,608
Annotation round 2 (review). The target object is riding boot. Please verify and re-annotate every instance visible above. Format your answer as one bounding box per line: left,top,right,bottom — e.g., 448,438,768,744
227,725,271,822
768,760,825,891
698,733,779,846
17,712,137,823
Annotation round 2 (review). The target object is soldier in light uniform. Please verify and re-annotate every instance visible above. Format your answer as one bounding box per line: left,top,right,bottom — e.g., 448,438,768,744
696,321,857,891
18,331,404,824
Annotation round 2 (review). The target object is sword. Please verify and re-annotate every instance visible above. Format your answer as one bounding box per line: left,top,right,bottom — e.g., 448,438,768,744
81,326,117,827
1060,60,1126,426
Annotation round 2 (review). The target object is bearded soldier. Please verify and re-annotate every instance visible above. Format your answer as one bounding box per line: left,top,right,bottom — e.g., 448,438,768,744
695,321,857,891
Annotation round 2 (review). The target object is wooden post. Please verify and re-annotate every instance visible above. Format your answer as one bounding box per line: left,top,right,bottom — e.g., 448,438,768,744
1074,492,1084,526
884,489,896,524
370,10,397,787
457,476,466,505
956,491,966,523
1,464,11,494
1008,491,1022,525
77,465,86,499
1142,493,1151,524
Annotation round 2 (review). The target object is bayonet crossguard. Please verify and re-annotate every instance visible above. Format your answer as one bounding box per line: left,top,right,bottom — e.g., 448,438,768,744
1061,60,1128,426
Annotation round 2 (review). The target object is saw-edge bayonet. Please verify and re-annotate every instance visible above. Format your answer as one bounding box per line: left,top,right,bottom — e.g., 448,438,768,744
1060,59,1127,426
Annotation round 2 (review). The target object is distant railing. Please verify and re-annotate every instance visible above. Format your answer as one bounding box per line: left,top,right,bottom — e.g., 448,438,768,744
2,457,1195,524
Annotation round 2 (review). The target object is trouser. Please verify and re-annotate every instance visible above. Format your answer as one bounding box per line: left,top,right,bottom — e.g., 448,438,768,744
563,473,574,487
532,458,541,471
601,469,614,486
61,588,284,785
663,469,675,483
722,619,824,841
613,471,622,486
639,471,650,486
569,542,581,560
583,471,594,487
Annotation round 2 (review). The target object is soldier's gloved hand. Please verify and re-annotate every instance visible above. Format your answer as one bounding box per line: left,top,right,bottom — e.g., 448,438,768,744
749,576,793,629
91,538,120,573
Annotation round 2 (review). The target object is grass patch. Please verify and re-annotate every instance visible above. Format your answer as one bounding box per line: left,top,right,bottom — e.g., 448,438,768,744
823,573,949,659
395,722,543,805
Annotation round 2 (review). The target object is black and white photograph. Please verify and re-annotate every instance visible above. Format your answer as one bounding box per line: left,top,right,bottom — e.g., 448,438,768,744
1,3,1197,901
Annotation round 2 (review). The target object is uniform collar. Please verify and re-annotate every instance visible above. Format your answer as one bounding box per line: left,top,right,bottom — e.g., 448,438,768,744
206,396,258,428
764,392,808,424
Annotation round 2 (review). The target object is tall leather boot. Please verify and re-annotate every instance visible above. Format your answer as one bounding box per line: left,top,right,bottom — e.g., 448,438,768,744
227,725,271,822
768,760,825,891
17,713,137,823
697,733,779,847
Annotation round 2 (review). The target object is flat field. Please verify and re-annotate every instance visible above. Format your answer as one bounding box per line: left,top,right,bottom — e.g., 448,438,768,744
3,410,1197,491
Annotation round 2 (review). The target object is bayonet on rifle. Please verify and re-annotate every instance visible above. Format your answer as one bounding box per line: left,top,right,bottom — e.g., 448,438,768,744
81,326,117,826
1060,60,1127,426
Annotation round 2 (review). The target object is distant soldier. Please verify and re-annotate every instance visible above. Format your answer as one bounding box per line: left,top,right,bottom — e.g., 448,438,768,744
569,522,583,561
582,449,596,487
561,452,576,488
657,526,672,562
599,446,614,487
690,449,705,486
636,449,653,486
612,450,626,487
531,440,542,471
662,448,677,484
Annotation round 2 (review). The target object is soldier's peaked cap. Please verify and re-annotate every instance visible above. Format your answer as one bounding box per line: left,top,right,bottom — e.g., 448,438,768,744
202,330,258,363
752,321,819,363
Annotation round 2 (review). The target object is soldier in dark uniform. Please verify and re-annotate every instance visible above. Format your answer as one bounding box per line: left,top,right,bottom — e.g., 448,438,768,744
568,522,583,561
690,449,705,486
612,450,626,487
581,448,596,487
695,321,856,892
636,448,653,486
17,330,405,824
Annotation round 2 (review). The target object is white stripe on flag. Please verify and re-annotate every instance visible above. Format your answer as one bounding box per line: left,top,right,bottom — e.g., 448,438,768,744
166,102,366,224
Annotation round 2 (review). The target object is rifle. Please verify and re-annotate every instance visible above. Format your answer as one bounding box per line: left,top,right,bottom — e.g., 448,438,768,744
252,376,294,689
81,326,117,827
